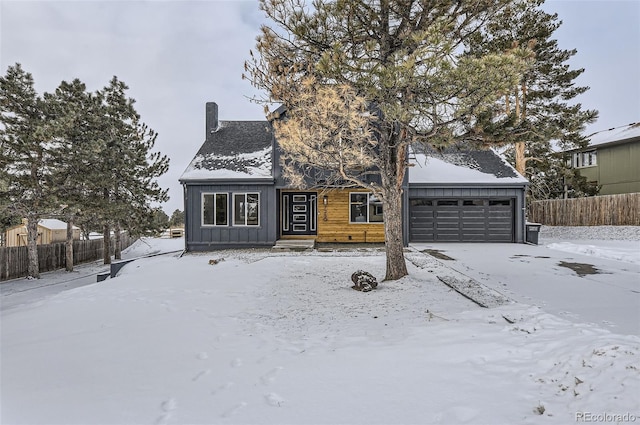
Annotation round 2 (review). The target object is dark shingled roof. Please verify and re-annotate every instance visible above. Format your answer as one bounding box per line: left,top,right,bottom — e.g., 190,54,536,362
197,121,272,157
180,121,273,179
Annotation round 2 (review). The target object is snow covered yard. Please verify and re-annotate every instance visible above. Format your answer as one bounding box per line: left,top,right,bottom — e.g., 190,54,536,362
1,230,639,424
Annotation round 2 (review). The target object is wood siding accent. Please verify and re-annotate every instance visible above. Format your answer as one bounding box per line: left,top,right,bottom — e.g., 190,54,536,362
316,189,385,243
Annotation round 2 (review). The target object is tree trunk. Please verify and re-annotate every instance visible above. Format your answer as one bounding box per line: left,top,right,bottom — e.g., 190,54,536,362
382,181,408,281
65,218,74,272
103,223,111,264
515,141,526,175
26,216,40,279
114,223,122,260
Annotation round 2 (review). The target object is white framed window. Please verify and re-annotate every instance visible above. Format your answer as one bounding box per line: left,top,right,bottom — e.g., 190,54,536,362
202,193,228,226
349,192,383,223
572,150,597,168
233,193,260,226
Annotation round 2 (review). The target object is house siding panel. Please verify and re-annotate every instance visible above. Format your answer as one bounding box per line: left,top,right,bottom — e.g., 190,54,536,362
597,143,640,195
184,183,277,251
315,189,385,243
572,136,640,196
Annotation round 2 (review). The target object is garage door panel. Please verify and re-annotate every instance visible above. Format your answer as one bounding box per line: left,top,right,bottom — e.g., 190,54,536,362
462,212,486,219
410,198,514,242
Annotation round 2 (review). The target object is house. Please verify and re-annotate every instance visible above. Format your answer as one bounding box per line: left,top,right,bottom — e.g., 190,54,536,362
4,219,81,247
179,102,528,251
565,122,640,195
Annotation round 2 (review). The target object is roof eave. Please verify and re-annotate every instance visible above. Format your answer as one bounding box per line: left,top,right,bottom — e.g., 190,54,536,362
179,178,276,185
564,135,640,152
408,181,529,188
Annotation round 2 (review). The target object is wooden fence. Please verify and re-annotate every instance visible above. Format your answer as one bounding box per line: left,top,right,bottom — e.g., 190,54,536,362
0,233,134,281
527,193,640,226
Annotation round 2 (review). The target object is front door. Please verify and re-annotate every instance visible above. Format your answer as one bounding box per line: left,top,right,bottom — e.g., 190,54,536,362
281,192,317,236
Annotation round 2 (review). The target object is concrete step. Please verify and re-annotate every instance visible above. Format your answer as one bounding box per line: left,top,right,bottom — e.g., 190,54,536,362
272,239,316,251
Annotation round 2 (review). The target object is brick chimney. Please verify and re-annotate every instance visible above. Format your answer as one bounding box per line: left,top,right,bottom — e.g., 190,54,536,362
206,102,218,141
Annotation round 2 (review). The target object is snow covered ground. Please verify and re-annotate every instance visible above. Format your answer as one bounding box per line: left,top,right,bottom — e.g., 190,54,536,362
1,228,638,424
412,225,640,336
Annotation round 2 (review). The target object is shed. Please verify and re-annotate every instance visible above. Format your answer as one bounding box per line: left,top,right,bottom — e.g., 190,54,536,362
4,219,81,247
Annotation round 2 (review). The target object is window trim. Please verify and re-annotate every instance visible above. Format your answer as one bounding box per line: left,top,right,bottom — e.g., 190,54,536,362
232,192,260,227
572,150,597,168
349,192,384,224
201,192,229,227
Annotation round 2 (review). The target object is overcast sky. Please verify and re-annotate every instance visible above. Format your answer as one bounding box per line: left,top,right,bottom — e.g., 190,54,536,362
1,0,639,214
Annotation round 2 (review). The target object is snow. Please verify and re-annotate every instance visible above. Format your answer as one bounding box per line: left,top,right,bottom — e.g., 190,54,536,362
1,228,639,424
179,147,272,181
409,152,528,184
122,237,184,258
37,218,79,230
586,122,640,147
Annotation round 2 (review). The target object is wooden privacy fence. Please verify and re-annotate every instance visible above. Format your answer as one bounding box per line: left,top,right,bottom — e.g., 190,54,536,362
528,193,640,226
0,233,134,281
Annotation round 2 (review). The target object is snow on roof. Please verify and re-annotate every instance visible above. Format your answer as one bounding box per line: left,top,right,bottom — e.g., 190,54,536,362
586,122,640,147
38,219,79,230
409,149,528,185
180,120,274,182
179,147,272,181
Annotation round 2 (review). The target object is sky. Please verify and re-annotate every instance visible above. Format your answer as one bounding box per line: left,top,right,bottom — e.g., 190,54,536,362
1,0,639,214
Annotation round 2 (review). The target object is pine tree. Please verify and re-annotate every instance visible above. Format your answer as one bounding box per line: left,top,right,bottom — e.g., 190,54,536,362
0,63,53,278
245,0,532,280
169,209,184,227
46,79,104,270
96,77,169,261
466,0,598,199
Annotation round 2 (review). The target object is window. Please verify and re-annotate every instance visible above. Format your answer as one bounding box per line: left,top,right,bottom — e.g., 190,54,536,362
349,193,383,223
572,150,597,168
410,199,433,206
202,193,228,226
233,193,260,226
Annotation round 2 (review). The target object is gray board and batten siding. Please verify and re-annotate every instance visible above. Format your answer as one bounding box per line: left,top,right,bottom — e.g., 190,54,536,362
182,183,277,251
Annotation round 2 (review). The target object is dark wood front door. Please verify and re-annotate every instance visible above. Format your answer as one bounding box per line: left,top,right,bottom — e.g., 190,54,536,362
281,192,317,236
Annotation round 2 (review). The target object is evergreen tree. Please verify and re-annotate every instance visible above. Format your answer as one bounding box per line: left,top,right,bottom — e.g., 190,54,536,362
466,0,598,199
152,208,170,233
96,77,169,261
169,209,184,227
46,79,104,270
245,0,532,280
0,64,53,278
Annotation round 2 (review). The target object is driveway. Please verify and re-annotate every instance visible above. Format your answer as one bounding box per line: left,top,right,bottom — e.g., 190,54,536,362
410,240,640,336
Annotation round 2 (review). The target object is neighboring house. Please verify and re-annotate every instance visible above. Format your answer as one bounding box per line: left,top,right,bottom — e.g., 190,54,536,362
4,219,81,247
179,102,528,251
566,122,640,195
